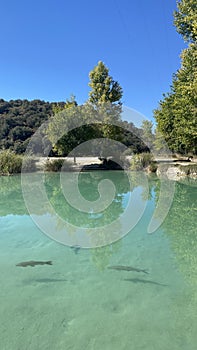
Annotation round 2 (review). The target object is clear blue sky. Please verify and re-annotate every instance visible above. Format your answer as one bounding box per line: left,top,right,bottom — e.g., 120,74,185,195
0,0,186,120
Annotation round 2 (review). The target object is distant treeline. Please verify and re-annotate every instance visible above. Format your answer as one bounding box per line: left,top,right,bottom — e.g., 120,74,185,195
0,98,148,156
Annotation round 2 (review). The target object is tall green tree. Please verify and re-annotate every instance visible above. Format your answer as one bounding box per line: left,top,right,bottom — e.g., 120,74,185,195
87,61,124,149
88,61,123,105
154,0,197,154
174,0,197,42
154,44,197,154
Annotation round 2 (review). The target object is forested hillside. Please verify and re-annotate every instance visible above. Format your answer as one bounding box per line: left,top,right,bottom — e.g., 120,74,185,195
0,96,148,156
0,99,57,153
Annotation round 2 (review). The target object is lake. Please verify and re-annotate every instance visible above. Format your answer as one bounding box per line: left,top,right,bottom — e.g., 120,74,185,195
0,171,196,350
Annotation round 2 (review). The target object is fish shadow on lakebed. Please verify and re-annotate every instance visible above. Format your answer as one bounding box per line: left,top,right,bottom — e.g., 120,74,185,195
22,277,68,285
124,278,168,287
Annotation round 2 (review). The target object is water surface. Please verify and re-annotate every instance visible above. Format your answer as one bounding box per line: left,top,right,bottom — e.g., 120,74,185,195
0,172,196,350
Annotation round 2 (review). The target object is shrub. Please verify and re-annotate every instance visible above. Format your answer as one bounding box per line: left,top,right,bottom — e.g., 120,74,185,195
44,158,73,172
0,150,22,175
130,152,154,170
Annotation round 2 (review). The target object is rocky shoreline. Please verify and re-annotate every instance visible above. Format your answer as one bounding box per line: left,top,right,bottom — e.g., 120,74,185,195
156,163,197,181
34,156,197,181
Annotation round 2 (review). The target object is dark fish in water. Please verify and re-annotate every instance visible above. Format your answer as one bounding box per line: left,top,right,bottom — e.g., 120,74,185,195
108,265,149,274
124,278,168,287
16,260,52,267
70,245,81,254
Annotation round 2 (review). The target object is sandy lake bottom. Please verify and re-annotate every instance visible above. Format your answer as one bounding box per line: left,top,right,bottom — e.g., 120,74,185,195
0,172,196,350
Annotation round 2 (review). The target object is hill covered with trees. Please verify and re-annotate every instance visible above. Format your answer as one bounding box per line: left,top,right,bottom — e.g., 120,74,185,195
0,99,58,154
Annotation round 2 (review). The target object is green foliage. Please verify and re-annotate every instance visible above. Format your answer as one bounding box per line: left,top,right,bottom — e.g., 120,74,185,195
44,158,65,172
44,158,73,172
174,0,197,42
47,102,148,158
0,150,37,174
0,96,147,159
88,62,123,144
0,98,54,154
121,121,149,154
154,44,197,154
0,150,22,175
47,103,94,156
88,61,123,104
154,1,197,155
130,152,155,170
52,95,77,115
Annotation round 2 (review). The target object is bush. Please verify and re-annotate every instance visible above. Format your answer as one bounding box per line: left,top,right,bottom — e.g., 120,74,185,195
0,150,22,175
44,158,73,172
130,152,155,170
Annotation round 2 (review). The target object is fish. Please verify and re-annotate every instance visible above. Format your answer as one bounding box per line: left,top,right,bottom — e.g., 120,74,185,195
107,265,149,274
124,278,168,286
16,260,52,267
70,245,81,254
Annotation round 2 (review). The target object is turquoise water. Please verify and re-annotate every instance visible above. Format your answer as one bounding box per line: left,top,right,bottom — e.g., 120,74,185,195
0,172,196,350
